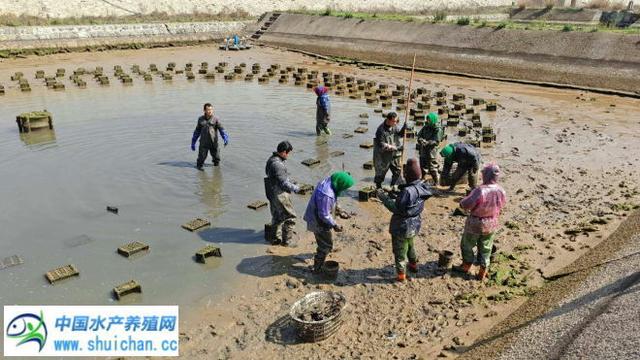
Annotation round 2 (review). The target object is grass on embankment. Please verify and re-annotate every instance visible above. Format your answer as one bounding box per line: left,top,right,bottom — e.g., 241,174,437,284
286,8,640,35
0,10,254,27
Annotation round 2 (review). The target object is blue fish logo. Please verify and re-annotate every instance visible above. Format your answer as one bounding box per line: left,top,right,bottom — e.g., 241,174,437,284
6,311,48,352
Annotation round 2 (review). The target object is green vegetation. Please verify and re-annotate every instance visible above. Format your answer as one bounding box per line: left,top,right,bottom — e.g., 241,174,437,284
0,10,252,26
433,11,447,23
457,17,471,26
562,24,573,32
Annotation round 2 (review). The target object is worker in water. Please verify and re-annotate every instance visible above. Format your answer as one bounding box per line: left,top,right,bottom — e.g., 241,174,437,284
264,141,300,246
457,163,507,281
191,102,229,170
377,158,433,282
314,85,331,136
373,112,405,189
439,142,481,192
303,171,355,273
417,112,445,185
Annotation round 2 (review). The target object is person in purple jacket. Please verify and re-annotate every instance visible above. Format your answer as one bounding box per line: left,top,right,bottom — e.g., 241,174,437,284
314,85,331,136
303,171,355,272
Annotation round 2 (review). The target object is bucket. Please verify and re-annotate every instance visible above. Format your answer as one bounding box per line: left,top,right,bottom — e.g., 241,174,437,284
438,250,454,268
322,261,339,280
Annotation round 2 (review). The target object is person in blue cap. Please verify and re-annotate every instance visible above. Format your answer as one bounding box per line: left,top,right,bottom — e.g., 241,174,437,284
191,103,229,170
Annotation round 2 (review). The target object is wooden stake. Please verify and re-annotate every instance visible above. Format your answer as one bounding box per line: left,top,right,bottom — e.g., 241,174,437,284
400,53,417,174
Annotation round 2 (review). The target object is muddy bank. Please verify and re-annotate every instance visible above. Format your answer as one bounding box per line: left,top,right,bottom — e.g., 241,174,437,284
259,13,640,94
1,45,638,359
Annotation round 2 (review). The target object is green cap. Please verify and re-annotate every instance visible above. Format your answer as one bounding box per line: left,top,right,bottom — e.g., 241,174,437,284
427,112,439,127
440,144,454,159
331,171,355,196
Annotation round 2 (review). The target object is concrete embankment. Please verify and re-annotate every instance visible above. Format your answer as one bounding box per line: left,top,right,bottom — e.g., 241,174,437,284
258,13,640,94
0,21,250,51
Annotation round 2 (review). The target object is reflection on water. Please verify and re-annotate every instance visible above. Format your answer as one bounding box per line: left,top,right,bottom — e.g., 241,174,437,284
19,128,57,148
0,68,396,321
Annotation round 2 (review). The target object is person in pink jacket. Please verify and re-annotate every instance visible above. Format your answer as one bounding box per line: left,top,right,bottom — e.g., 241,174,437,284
457,163,507,280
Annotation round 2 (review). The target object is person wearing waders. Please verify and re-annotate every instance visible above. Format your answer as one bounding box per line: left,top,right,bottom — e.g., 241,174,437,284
303,171,355,273
264,141,300,246
377,158,433,282
191,103,229,170
417,112,445,185
373,112,405,189
314,85,331,136
440,142,481,192
456,163,507,280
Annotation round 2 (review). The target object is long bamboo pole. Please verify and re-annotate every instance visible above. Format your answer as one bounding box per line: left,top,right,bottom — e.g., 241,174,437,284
400,53,417,175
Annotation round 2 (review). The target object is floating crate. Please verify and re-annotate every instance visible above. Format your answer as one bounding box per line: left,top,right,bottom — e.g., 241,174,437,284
359,142,374,149
358,186,377,201
0,255,24,270
195,245,222,263
46,264,79,284
117,241,149,257
298,183,315,195
363,160,374,170
248,200,268,210
107,206,118,214
182,218,211,232
342,134,354,139
330,151,345,157
113,280,142,300
16,110,53,133
302,158,321,167
354,127,368,134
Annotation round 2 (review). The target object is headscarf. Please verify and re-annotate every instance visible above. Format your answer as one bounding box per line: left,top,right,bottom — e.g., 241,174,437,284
330,171,355,196
427,112,439,127
403,158,422,183
314,86,329,96
482,162,501,185
440,144,454,159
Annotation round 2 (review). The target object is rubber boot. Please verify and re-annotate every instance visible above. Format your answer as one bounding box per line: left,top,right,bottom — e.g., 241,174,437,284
454,262,473,274
430,170,440,187
476,266,488,281
408,262,418,273
397,272,406,282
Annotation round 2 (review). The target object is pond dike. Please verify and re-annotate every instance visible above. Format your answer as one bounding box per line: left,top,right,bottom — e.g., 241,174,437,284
257,13,640,95
0,21,251,51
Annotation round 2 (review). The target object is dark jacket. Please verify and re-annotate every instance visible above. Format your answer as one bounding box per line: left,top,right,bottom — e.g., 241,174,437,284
380,180,433,238
193,115,224,148
442,142,481,175
264,152,297,201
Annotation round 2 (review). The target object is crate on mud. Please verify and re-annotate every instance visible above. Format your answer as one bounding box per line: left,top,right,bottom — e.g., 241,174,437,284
195,245,222,263
290,291,347,342
363,161,374,170
46,264,79,284
354,127,368,134
486,101,498,111
248,200,268,210
359,142,374,149
16,110,53,133
301,158,321,167
117,241,150,257
452,93,465,102
297,183,315,195
182,218,211,232
0,255,24,271
358,186,377,201
113,280,142,300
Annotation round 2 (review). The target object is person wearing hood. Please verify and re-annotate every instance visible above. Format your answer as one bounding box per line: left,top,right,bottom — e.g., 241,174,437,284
191,102,229,170
373,112,406,189
439,142,481,191
457,163,507,281
314,86,331,136
265,141,300,246
377,158,433,282
417,112,445,185
303,171,355,272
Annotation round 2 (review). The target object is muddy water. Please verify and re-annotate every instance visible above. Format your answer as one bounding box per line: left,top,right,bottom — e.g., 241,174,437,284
0,73,388,319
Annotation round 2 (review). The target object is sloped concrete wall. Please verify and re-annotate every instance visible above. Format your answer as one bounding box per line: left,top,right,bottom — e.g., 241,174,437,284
259,13,640,93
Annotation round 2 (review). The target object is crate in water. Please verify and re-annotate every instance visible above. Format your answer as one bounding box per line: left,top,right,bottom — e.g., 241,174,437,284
289,291,347,342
